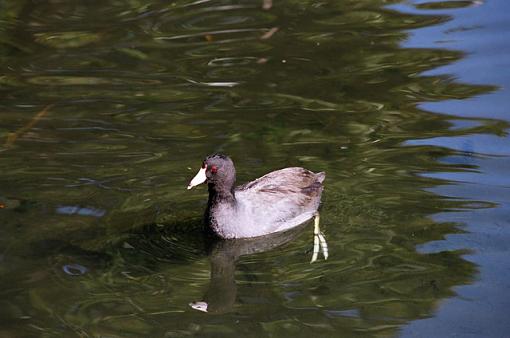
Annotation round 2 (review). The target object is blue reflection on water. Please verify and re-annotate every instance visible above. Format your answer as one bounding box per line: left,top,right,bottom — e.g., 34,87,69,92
56,205,106,217
62,263,88,276
399,0,510,337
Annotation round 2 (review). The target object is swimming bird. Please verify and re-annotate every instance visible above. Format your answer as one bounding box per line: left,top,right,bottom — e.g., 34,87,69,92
187,154,328,261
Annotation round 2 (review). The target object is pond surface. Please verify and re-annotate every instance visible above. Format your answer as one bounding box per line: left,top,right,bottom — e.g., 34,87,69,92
1,0,509,337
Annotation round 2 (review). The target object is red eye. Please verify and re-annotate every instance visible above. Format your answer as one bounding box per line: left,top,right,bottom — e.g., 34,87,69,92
210,165,218,174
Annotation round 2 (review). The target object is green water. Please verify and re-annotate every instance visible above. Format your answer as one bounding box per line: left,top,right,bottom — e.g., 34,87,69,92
1,0,509,337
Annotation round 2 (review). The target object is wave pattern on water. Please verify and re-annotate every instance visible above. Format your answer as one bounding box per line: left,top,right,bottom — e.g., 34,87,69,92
0,0,507,337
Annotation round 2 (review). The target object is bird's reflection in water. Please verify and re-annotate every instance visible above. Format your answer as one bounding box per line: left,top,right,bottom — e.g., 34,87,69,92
190,222,328,313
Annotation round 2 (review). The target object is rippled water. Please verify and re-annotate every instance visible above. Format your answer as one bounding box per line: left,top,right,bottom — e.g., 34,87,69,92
1,0,509,337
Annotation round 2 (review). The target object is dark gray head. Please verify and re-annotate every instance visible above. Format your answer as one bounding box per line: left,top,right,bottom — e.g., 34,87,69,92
187,154,236,192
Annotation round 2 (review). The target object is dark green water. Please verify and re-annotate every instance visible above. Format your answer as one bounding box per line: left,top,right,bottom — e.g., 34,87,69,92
1,0,509,337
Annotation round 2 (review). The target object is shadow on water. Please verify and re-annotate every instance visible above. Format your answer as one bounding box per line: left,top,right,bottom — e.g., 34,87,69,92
0,0,504,337
189,224,311,314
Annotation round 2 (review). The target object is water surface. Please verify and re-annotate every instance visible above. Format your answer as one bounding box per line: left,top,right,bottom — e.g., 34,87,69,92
0,0,509,337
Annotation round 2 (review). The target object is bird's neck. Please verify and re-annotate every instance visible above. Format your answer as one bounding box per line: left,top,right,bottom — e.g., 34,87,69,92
204,183,236,230
207,183,236,205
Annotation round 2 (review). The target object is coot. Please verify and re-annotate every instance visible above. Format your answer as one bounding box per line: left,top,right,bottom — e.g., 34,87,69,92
187,154,326,241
